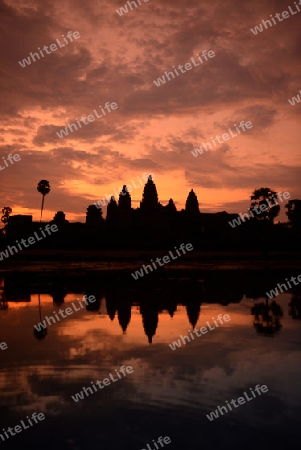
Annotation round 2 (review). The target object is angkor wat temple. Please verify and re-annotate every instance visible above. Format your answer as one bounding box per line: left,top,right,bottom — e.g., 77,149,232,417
2,176,301,250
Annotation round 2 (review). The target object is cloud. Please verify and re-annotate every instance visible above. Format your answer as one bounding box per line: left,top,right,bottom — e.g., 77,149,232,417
0,0,300,219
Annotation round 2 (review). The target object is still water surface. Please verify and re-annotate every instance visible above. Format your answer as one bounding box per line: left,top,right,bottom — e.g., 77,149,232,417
0,272,300,450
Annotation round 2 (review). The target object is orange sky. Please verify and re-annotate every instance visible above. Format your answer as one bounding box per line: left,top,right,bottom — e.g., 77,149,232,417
0,0,300,222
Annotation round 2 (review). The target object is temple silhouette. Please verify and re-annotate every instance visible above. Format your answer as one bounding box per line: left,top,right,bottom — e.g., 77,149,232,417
2,176,301,250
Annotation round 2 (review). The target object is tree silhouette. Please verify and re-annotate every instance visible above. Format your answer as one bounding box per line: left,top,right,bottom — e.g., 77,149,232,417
1,206,12,231
285,199,301,229
37,180,51,223
250,187,280,222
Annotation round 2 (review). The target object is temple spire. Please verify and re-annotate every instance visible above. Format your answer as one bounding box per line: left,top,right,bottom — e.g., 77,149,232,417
185,189,200,216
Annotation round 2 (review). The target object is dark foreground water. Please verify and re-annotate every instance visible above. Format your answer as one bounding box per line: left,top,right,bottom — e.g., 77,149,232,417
0,269,301,450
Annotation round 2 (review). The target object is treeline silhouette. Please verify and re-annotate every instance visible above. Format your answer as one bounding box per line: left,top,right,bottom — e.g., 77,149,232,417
2,177,301,250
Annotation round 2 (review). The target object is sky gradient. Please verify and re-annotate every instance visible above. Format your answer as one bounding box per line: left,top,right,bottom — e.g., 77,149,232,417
0,0,300,222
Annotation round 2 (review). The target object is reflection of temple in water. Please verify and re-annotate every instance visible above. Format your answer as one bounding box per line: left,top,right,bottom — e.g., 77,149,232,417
51,286,68,305
140,301,159,344
0,272,300,342
117,301,132,333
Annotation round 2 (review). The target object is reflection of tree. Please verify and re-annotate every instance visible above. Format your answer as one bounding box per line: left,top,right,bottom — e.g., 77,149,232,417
0,301,8,310
289,293,301,320
0,277,8,309
34,294,47,340
251,297,283,336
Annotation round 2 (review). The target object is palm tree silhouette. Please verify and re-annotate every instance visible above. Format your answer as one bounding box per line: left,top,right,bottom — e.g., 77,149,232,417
37,180,51,222
33,294,47,340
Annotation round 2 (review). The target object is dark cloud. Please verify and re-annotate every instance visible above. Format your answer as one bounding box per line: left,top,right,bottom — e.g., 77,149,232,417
0,0,300,219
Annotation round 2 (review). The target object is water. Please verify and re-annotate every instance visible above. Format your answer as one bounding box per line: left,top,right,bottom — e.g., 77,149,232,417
0,270,300,449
